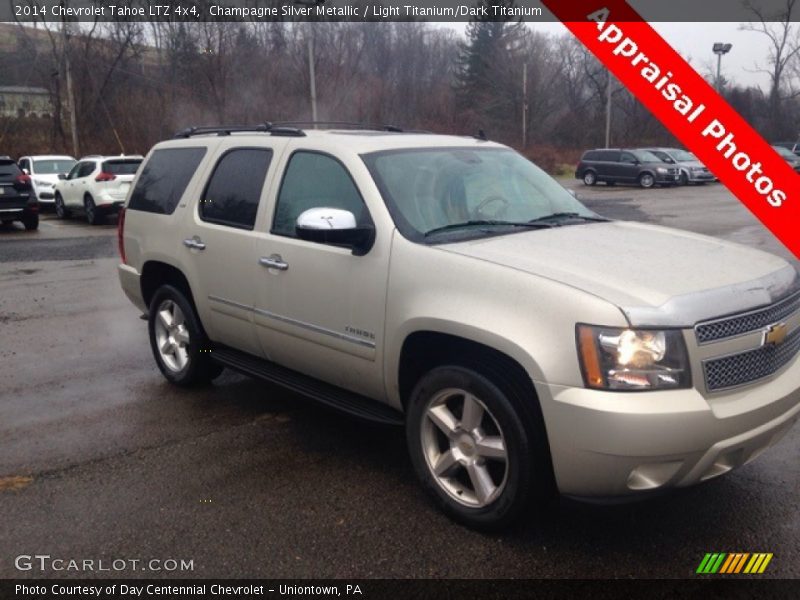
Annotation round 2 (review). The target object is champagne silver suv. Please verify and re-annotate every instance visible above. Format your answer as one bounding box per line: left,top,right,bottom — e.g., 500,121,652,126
118,124,800,530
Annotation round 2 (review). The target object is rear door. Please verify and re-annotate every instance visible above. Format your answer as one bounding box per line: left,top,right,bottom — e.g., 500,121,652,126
179,141,285,357
618,151,640,182
597,150,621,180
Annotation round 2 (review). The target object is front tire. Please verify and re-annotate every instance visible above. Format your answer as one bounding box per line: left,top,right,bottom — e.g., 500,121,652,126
638,172,655,189
54,193,70,219
148,285,223,386
679,171,689,186
406,366,540,531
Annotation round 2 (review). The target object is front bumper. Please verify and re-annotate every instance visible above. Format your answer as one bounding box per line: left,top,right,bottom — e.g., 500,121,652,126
655,172,680,184
687,170,716,183
537,354,800,497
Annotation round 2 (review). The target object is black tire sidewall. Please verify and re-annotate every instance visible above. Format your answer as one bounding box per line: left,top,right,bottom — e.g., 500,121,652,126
583,171,597,186
639,173,655,188
406,366,534,531
148,285,212,386
22,213,39,230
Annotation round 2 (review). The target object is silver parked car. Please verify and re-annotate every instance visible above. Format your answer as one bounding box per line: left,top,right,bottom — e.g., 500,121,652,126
645,147,716,185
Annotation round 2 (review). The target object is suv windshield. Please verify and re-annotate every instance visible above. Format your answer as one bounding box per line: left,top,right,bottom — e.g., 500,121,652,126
632,150,663,163
670,149,696,162
33,159,76,175
364,148,600,242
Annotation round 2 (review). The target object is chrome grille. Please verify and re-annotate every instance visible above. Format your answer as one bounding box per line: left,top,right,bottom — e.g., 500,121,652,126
703,328,800,391
695,291,800,344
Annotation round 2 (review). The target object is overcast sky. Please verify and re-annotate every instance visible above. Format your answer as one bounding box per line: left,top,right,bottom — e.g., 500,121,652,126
445,21,776,90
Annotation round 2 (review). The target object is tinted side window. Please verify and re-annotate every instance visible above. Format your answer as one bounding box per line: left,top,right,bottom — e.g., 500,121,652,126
583,151,599,161
620,152,637,164
128,147,206,215
78,162,96,178
273,152,367,237
598,150,620,161
200,148,272,230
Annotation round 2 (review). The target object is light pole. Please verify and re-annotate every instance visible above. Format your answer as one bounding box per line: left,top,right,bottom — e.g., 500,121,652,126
713,43,732,93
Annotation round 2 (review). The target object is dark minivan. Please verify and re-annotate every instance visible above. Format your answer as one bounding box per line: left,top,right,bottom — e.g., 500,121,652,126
0,157,37,230
576,149,680,189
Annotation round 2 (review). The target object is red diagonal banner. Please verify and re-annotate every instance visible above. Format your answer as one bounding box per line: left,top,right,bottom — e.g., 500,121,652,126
542,1,800,258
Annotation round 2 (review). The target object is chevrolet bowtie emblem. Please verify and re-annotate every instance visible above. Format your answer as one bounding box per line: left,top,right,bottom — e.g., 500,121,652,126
763,322,789,346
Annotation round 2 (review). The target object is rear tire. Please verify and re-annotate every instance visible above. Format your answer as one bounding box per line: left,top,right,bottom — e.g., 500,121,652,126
54,193,70,218
21,214,39,231
582,171,597,186
148,285,223,387
84,195,103,225
406,365,546,531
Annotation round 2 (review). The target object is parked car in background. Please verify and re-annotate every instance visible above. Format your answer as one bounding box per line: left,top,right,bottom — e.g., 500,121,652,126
54,155,143,224
771,145,800,172
576,149,680,188
17,155,76,206
772,141,800,156
643,147,716,185
0,157,37,230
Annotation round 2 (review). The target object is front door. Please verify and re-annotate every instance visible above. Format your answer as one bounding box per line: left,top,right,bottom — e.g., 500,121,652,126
253,149,388,399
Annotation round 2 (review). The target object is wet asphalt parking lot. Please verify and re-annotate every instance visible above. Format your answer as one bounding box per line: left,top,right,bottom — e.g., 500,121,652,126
0,182,798,580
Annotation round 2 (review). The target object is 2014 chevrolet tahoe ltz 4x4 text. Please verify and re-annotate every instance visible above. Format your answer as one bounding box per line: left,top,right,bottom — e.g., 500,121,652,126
117,124,800,529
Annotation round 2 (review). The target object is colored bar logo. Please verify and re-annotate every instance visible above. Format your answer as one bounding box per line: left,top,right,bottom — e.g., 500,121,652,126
696,553,773,574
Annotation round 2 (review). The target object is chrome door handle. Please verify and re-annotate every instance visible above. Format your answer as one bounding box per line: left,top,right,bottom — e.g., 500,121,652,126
259,254,289,271
183,237,206,250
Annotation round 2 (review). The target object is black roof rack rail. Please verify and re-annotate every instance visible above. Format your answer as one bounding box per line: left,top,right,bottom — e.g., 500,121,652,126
273,120,410,133
173,123,305,139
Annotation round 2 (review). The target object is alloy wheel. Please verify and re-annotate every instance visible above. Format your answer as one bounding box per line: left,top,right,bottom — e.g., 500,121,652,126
153,299,191,372
420,388,509,508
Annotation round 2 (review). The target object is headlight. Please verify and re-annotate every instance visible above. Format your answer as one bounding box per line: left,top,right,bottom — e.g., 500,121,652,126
690,167,703,172
655,167,668,174
577,325,691,391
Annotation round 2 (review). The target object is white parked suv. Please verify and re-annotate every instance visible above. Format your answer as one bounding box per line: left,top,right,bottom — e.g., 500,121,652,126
17,155,76,205
118,124,800,529
54,155,143,224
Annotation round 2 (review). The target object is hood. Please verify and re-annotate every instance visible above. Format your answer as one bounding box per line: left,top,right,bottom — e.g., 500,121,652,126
441,221,798,327
677,160,705,169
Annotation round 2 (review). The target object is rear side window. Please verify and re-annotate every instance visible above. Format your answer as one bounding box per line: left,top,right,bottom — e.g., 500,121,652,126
103,159,141,175
200,148,273,230
0,160,22,179
77,162,96,178
128,147,206,215
597,150,620,161
583,151,599,161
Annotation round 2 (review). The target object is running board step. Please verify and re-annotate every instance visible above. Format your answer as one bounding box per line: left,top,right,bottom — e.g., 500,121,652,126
210,346,404,426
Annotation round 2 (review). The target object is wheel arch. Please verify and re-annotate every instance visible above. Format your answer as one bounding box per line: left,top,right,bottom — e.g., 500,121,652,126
140,260,198,315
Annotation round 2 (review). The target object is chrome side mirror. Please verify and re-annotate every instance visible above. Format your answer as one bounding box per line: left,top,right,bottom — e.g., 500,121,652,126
295,208,375,256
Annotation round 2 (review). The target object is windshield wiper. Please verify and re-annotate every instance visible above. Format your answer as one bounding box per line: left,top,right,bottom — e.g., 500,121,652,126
528,212,609,225
423,220,554,238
